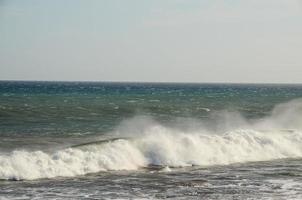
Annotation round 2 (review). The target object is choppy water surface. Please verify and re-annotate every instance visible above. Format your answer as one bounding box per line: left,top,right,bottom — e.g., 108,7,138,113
1,159,302,200
1,81,302,199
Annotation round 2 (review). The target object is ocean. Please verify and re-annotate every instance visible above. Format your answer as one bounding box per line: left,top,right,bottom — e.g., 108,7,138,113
0,81,302,199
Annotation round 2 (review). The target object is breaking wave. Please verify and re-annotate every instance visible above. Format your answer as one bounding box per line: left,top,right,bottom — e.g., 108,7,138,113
1,99,302,180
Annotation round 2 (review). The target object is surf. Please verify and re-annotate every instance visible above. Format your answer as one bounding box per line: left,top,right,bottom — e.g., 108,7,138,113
1,128,302,181
1,99,302,181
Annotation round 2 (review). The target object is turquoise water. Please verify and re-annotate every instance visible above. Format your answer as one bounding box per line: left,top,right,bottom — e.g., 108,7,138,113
1,81,302,199
1,81,302,136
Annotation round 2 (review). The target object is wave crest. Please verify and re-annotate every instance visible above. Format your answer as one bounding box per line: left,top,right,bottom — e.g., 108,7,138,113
1,128,302,180
2,99,302,180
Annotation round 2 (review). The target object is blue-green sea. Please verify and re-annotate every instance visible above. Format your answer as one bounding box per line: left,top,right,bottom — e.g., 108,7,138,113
1,81,302,199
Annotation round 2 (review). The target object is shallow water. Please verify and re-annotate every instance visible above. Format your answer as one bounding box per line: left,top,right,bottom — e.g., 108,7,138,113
1,159,302,200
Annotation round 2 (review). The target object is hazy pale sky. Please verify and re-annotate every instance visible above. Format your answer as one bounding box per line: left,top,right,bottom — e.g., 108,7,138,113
1,0,302,83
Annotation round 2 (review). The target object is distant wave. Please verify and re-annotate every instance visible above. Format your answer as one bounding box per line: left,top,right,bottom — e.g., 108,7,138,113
1,99,302,180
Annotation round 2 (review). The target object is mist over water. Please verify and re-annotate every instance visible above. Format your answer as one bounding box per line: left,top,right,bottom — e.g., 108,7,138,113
1,98,302,180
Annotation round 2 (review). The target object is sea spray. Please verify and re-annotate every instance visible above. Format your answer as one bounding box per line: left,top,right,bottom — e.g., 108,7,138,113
0,140,146,180
1,99,302,180
1,128,302,180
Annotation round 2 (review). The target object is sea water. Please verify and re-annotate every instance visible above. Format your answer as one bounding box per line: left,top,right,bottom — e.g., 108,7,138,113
0,81,302,199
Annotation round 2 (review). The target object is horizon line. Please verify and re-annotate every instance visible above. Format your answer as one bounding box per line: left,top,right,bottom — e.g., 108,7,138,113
0,79,302,85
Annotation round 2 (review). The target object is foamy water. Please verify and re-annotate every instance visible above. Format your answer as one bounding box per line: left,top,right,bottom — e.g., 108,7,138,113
2,99,302,180
1,82,302,199
1,127,302,180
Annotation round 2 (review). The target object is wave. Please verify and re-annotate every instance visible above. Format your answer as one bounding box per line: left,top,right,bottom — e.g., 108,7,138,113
1,99,302,180
1,128,302,181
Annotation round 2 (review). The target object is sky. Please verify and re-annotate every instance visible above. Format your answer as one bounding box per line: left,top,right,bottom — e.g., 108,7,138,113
0,0,302,83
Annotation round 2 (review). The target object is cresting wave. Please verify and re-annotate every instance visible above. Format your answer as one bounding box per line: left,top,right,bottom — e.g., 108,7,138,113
1,99,302,180
1,129,302,180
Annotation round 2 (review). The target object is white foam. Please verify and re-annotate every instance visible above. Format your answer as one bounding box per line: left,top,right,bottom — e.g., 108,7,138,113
267,179,302,198
1,127,302,180
0,140,146,180
1,99,302,180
